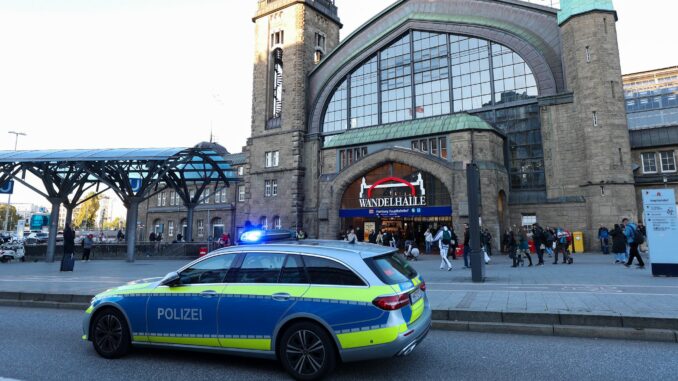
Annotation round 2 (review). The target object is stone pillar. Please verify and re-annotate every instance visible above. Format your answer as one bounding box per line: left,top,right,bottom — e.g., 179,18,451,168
125,198,141,262
46,198,61,263
65,206,74,227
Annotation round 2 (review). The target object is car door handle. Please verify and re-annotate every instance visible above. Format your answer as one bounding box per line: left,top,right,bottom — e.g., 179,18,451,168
200,290,218,298
272,293,291,302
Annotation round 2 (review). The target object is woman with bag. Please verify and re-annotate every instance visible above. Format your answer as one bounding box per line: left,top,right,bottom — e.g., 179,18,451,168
611,224,627,264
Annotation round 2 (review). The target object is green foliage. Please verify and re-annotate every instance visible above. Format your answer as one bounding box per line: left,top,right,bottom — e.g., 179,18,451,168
73,193,100,229
0,204,19,231
103,217,124,230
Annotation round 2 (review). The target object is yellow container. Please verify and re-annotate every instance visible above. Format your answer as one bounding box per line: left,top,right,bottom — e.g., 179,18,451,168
569,232,584,253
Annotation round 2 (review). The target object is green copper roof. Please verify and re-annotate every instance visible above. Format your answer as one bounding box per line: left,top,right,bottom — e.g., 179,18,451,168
558,0,615,25
323,114,496,149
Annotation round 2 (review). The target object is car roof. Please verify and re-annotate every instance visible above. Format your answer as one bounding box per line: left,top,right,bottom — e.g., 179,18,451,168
217,240,397,260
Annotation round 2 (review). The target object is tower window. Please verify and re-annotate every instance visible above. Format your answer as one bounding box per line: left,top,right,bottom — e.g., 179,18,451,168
592,111,598,126
271,30,284,48
585,46,591,63
272,48,283,119
315,33,325,50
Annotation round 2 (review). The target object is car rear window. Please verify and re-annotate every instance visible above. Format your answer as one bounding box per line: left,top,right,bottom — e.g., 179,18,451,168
303,256,365,286
365,253,418,285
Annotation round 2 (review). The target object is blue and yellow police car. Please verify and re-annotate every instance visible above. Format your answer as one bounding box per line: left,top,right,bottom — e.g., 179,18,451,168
83,232,431,380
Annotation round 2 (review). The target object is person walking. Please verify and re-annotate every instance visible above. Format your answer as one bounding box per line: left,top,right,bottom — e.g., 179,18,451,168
345,229,357,244
368,229,377,244
623,218,645,269
598,224,610,254
518,227,533,266
544,227,555,258
610,224,627,264
63,222,75,257
376,230,384,245
449,226,459,260
437,226,453,271
463,223,470,269
532,223,545,266
508,229,519,267
502,229,511,254
424,228,433,254
82,233,94,261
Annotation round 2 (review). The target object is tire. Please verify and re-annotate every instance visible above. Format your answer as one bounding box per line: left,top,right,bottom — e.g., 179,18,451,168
91,308,131,359
278,322,337,381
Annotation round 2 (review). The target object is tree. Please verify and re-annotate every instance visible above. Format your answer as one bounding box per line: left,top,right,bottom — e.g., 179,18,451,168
0,204,19,231
73,193,100,230
103,217,125,230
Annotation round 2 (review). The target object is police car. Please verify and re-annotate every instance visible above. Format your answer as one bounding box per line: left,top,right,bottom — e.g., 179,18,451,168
83,231,431,380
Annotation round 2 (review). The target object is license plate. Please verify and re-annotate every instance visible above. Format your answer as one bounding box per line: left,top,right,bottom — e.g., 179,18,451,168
409,287,424,305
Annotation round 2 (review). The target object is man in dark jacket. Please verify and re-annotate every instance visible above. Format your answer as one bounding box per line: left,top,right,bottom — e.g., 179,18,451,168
463,223,470,269
63,223,75,255
610,224,627,264
532,224,545,266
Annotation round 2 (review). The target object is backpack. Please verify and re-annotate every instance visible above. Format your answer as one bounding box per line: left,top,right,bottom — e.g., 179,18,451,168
632,225,645,245
442,230,451,245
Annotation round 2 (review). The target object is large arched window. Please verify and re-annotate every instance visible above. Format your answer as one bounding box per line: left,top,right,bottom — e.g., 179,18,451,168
321,31,539,132
272,48,283,119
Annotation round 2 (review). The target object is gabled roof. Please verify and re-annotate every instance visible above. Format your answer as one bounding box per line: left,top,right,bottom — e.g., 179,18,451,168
323,113,498,149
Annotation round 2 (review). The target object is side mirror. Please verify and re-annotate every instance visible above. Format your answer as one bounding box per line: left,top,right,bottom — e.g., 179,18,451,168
160,271,181,287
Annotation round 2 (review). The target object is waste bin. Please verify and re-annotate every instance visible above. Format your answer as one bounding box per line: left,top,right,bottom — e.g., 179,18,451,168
569,232,584,253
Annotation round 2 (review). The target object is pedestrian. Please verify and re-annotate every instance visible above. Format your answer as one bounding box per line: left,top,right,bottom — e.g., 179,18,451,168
156,233,163,242
176,233,183,242
544,227,555,258
518,227,533,266
553,228,571,264
376,230,384,245
345,229,357,244
296,228,307,240
508,229,519,267
482,228,493,257
82,233,94,261
449,226,458,260
623,218,645,269
532,223,545,266
116,229,124,242
610,224,627,264
598,224,610,254
63,222,75,257
437,226,453,271
463,223,470,269
149,231,156,242
368,229,377,244
424,228,433,254
355,226,363,242
502,229,511,254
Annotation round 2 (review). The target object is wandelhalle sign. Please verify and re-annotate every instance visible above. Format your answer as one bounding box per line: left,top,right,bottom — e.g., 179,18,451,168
642,189,678,277
340,173,452,218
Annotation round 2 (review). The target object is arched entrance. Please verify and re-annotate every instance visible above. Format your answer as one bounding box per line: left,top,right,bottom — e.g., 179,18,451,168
338,162,453,247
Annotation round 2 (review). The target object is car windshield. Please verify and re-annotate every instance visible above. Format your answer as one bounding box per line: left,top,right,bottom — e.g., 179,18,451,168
364,252,418,285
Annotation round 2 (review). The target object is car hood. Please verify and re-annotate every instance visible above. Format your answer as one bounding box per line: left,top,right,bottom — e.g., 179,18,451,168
96,277,163,297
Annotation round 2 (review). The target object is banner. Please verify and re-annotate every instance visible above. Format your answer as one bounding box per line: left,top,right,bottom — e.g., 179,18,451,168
642,189,678,276
340,206,452,218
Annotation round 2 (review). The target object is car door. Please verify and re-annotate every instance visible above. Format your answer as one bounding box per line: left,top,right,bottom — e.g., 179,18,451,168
146,254,236,347
218,252,310,351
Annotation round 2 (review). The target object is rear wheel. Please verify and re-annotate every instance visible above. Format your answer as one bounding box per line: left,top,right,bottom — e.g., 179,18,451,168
278,322,336,381
91,308,131,359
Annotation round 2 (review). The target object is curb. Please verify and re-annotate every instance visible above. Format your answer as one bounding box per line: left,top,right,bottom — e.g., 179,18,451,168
432,320,678,343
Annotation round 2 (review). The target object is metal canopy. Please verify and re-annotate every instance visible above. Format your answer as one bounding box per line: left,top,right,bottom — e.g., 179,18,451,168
0,144,239,262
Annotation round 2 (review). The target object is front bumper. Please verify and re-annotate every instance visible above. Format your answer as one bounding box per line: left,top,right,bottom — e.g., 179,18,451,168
339,303,432,363
82,307,93,341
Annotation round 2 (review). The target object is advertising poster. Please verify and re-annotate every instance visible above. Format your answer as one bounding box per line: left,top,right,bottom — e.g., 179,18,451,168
642,189,678,276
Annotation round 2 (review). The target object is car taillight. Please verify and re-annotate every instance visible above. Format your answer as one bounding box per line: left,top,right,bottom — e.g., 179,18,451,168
420,281,426,292
372,293,410,310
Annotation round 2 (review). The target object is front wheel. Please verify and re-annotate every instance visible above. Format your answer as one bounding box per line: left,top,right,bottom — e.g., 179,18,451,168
91,308,131,359
278,322,337,381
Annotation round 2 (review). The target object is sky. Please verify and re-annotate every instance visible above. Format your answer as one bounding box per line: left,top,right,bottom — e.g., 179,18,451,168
0,0,676,207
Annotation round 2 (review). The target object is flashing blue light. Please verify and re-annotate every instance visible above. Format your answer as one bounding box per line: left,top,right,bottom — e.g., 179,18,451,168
240,230,264,243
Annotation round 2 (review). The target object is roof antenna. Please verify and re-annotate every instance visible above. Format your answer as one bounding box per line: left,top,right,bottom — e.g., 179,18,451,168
209,122,214,143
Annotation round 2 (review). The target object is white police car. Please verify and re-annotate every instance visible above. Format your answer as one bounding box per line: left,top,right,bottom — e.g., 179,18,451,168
83,233,430,380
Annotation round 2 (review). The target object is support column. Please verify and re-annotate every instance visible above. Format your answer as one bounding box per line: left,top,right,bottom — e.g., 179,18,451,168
467,164,485,283
46,198,61,263
65,206,74,227
125,198,141,263
185,203,196,242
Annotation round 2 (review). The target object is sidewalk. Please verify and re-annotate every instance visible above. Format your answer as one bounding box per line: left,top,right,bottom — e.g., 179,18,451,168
1,252,678,342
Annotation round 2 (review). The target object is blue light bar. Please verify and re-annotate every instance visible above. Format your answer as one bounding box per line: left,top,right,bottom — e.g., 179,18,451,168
240,230,264,243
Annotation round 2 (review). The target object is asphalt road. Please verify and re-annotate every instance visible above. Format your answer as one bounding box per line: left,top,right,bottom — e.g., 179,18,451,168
2,307,678,381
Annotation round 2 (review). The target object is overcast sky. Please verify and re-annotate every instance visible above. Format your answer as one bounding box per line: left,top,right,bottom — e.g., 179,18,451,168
0,0,676,206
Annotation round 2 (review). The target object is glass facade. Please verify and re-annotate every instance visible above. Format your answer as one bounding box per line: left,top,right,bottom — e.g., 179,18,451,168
321,30,543,191
380,34,413,124
350,56,379,128
624,86,678,129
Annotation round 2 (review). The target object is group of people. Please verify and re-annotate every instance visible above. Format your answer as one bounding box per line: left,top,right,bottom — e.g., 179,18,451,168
502,224,573,267
599,219,646,269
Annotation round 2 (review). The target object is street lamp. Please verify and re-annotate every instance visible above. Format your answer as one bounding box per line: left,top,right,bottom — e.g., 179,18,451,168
3,131,26,232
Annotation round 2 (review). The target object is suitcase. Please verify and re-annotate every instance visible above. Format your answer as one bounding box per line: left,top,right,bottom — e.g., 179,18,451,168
60,253,75,272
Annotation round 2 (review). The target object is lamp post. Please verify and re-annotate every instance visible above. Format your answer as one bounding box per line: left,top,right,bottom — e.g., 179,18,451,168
3,131,26,232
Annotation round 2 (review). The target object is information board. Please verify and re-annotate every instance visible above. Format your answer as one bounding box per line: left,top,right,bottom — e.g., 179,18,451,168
642,189,678,277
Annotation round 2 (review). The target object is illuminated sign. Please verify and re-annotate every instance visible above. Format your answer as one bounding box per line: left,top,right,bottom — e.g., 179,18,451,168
357,173,427,208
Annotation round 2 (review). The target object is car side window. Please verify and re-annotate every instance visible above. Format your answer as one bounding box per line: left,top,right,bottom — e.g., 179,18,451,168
303,256,365,286
233,252,286,284
279,255,309,284
179,254,236,285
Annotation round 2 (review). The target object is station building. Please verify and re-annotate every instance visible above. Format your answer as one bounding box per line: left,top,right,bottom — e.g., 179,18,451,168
140,0,656,249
